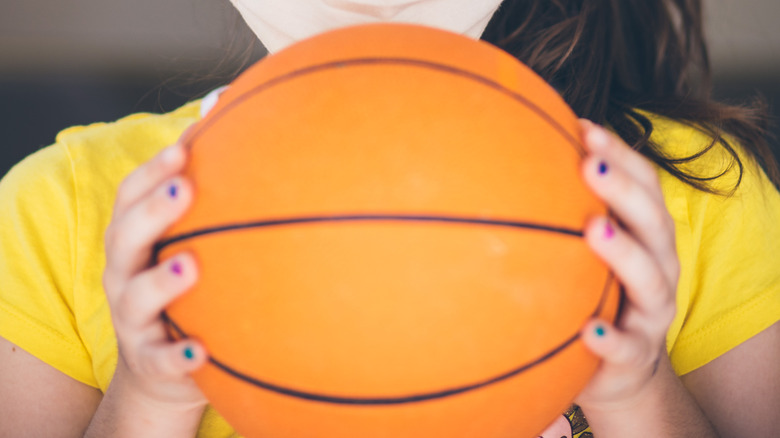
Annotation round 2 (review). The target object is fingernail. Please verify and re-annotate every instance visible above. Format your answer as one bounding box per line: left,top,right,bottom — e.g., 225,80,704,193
604,220,615,239
595,325,607,337
168,183,178,199
597,160,609,176
588,126,609,150
161,144,179,163
183,345,195,360
171,260,183,276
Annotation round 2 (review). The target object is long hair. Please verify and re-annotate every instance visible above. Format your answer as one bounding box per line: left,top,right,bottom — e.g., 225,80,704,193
481,0,780,193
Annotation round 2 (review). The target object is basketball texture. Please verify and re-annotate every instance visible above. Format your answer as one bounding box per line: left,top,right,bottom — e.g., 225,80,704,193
156,23,621,438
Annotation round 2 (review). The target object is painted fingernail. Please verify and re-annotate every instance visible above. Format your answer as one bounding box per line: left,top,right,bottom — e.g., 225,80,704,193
183,345,195,360
604,220,615,239
171,260,183,276
168,183,178,199
598,160,609,176
595,325,607,337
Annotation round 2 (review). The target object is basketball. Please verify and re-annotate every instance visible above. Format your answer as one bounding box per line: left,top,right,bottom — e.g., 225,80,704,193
156,23,620,438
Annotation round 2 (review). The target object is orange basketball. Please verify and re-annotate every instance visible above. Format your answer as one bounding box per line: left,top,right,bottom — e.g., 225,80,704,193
157,23,620,438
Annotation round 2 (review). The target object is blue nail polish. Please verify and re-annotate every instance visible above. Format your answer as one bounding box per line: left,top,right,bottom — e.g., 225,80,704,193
184,346,195,360
595,325,606,337
168,184,178,198
598,161,609,176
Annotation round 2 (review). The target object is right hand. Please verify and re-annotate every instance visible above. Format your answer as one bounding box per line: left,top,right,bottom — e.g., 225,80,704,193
102,135,208,410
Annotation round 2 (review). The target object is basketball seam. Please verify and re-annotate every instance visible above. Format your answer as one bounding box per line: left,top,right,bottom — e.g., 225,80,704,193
154,214,583,253
185,57,584,156
162,271,616,405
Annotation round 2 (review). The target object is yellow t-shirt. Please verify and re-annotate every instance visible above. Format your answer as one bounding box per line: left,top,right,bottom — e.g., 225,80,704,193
0,100,778,437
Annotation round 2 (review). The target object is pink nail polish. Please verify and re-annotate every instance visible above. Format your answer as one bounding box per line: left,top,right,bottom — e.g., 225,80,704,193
604,221,615,239
171,261,183,276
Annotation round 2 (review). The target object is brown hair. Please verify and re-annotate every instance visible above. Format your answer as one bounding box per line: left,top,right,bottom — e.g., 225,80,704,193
481,0,780,193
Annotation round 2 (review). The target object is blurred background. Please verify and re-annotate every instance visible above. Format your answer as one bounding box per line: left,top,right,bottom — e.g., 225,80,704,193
2,0,779,177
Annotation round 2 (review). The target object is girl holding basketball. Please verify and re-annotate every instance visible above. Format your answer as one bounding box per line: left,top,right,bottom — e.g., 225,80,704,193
0,1,778,438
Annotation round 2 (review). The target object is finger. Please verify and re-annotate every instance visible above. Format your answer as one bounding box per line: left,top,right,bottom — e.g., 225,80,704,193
585,216,676,321
579,119,663,203
114,253,198,329
581,319,654,368
112,141,188,220
137,340,208,379
582,153,679,287
105,176,193,285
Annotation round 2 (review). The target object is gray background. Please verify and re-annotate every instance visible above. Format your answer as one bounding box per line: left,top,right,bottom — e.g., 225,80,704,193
2,0,779,177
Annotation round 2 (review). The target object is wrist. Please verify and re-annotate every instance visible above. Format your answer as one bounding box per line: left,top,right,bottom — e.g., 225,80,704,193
579,356,718,437
85,360,206,438
579,360,665,417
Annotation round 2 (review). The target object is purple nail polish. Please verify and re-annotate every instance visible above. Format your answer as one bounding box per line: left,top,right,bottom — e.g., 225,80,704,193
598,160,609,176
604,221,615,239
171,261,183,276
168,184,178,198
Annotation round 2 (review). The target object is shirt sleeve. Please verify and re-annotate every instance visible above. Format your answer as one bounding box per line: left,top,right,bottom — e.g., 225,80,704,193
659,126,780,376
0,143,98,387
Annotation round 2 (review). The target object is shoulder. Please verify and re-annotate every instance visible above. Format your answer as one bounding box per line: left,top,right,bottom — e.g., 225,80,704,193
3,100,201,189
54,100,201,181
1,99,202,232
645,113,778,224
647,114,747,193
0,100,203,389
646,113,780,234
647,114,780,375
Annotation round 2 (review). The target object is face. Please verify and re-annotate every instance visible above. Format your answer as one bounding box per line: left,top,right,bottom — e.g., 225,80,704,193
230,0,505,53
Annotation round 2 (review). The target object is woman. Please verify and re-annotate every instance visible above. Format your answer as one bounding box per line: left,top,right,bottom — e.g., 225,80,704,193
0,1,777,437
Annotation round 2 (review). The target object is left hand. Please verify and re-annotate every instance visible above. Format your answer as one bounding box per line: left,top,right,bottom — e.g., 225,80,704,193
573,119,679,409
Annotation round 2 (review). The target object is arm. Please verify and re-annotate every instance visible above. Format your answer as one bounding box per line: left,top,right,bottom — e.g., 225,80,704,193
0,144,104,437
581,350,718,437
681,321,780,438
582,321,780,437
0,336,102,438
84,357,206,438
1,137,208,438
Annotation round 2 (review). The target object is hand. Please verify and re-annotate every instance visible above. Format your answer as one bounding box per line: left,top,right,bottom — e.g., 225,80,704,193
102,133,208,411
574,120,679,409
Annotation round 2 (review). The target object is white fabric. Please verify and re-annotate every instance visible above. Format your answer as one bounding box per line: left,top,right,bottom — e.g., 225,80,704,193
230,0,504,53
200,86,229,118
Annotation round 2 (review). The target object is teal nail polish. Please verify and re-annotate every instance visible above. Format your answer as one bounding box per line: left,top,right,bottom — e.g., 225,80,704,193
184,346,195,360
595,325,606,337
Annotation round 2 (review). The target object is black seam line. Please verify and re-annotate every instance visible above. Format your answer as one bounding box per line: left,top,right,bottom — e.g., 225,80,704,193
162,271,614,406
186,57,585,157
154,214,583,253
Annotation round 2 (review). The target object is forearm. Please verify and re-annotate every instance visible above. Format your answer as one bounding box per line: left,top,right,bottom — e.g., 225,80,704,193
83,362,205,438
581,355,719,438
